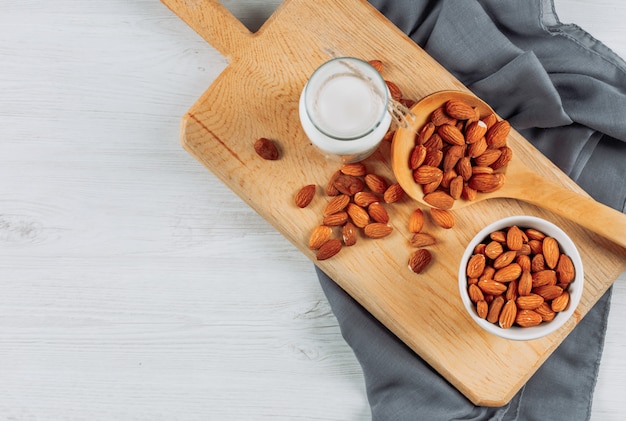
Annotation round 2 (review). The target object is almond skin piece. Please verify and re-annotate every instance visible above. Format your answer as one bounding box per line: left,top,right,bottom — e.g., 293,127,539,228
383,183,405,203
323,194,350,216
467,254,487,279
542,237,560,269
368,202,389,224
424,191,455,210
364,223,393,239
409,232,437,248
409,209,425,233
295,184,316,208
430,208,455,229
515,309,543,327
364,173,388,195
316,239,342,260
499,299,518,329
408,249,432,274
254,137,280,160
342,222,357,246
308,225,332,250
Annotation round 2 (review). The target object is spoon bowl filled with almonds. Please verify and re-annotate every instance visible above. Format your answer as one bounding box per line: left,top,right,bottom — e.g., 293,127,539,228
458,215,584,341
391,90,626,249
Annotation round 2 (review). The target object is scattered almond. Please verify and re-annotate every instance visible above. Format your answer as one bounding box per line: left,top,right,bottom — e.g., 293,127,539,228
295,184,316,208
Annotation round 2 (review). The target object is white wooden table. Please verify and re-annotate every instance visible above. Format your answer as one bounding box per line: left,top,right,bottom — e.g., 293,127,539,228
0,1,624,419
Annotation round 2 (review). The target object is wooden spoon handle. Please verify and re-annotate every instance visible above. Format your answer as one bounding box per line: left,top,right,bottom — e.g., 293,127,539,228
513,172,626,249
161,0,252,60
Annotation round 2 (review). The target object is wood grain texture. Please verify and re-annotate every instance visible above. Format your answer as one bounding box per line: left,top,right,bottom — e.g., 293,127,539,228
0,0,623,419
164,0,626,406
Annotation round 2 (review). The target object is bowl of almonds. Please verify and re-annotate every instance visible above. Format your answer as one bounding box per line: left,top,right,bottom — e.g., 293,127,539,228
458,215,584,341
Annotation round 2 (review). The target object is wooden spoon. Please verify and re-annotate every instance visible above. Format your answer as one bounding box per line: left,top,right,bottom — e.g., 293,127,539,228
391,90,626,250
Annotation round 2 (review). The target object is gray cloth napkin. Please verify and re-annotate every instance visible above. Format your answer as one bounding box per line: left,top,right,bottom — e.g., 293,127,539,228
316,0,626,419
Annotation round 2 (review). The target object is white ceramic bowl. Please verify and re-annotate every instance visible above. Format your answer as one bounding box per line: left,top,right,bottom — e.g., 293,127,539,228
458,215,584,341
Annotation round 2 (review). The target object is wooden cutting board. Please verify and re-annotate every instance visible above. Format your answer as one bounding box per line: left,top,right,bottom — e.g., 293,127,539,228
161,0,626,406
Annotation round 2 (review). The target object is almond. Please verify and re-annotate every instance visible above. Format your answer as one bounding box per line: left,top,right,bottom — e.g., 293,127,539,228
295,184,316,208
438,124,465,146
468,173,504,192
499,299,517,329
485,241,504,260
354,191,381,207
409,209,425,233
422,178,442,195
412,165,443,185
490,146,513,170
445,99,476,120
325,170,341,196
531,254,546,272
482,113,498,130
462,185,477,201
368,59,383,73
465,120,488,144
334,174,365,196
476,300,489,319
516,254,532,273
506,225,524,251
316,239,342,260
364,223,393,239
322,211,348,227
516,293,544,310
308,225,332,250
474,149,502,167
430,208,455,229
490,230,507,243
383,183,405,203
467,254,487,278
424,191,455,210
536,302,556,322
515,309,543,327
487,295,505,324
506,280,519,301
525,228,547,241
494,263,522,282
364,173,388,195
477,279,507,295
409,145,427,169
532,269,557,287
340,162,367,177
254,137,280,160
346,203,370,228
341,222,357,246
556,254,576,284
323,194,350,216
486,120,510,149
409,232,436,248
423,133,443,151
368,202,389,224
408,249,432,274
493,250,517,269
551,291,570,312
518,270,533,296
456,157,473,181
449,176,464,200
385,80,402,101
443,145,465,172
468,283,485,303
533,285,564,301
467,137,488,158
542,237,560,269
431,107,456,126
417,122,436,145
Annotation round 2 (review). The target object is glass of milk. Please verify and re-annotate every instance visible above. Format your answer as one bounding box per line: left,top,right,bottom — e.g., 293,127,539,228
299,57,392,163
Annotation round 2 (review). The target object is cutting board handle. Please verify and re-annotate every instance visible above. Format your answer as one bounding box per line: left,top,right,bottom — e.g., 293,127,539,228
161,0,252,59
